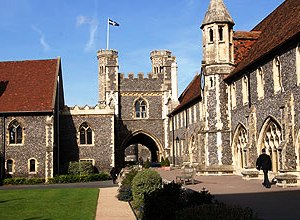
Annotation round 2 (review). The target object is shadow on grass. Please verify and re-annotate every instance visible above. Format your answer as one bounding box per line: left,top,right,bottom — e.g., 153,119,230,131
0,198,25,203
24,217,51,220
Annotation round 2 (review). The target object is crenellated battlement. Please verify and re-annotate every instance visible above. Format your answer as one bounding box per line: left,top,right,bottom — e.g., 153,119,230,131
97,49,118,59
119,72,164,80
150,50,172,57
62,104,114,115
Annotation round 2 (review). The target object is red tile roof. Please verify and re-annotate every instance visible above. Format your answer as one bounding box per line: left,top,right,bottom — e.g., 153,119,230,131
233,31,261,66
227,0,300,80
171,74,201,114
0,58,60,113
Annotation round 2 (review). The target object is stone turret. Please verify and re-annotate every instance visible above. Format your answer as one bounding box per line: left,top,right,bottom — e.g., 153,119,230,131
200,0,234,166
97,49,119,115
201,0,235,74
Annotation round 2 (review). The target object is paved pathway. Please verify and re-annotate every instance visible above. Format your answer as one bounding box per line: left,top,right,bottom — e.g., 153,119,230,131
95,186,136,220
157,169,300,220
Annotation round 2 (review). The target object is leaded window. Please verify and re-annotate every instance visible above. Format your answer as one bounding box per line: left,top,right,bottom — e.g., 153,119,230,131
79,122,93,145
135,98,147,118
9,120,22,144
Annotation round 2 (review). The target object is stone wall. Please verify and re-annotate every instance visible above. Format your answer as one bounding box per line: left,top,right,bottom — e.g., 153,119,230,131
60,109,114,173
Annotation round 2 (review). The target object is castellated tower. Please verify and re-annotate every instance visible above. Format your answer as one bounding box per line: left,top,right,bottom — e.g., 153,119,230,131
200,0,235,166
97,49,119,115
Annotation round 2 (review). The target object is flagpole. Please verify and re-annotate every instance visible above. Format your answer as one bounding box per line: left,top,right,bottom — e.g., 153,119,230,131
106,18,110,50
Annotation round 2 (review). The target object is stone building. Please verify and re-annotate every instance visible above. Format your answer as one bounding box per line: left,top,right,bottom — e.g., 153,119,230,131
0,58,63,180
169,0,300,182
0,49,178,179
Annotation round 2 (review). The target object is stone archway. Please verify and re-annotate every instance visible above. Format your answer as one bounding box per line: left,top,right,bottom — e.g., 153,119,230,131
120,131,163,166
232,123,248,173
257,117,282,173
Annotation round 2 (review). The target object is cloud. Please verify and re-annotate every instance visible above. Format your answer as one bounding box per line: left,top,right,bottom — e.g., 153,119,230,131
76,15,98,52
31,26,50,51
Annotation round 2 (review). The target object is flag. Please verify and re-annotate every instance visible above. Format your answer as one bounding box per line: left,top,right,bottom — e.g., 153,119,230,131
109,19,120,26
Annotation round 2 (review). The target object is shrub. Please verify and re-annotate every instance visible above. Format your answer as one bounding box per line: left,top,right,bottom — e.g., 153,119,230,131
131,169,162,211
3,177,45,185
117,168,138,202
143,181,183,220
48,173,110,184
176,203,259,220
68,161,94,175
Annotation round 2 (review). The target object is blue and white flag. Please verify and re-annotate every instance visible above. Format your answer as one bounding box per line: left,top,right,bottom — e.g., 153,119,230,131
109,19,120,26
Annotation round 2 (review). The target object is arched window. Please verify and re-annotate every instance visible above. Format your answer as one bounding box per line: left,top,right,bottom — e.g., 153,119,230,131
257,66,264,99
242,75,249,105
209,28,214,42
135,98,147,118
218,26,224,41
273,56,283,93
79,122,93,145
28,158,37,173
8,120,23,144
6,159,14,174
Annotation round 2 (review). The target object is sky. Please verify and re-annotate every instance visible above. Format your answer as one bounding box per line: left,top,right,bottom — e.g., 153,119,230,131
0,0,285,106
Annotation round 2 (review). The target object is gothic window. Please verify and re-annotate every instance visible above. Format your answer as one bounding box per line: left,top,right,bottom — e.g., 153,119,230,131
297,44,300,86
135,98,147,119
218,26,224,41
262,120,282,172
242,75,249,105
257,67,264,100
235,126,248,169
209,28,214,42
79,122,93,145
231,82,237,109
6,159,14,174
273,56,283,93
8,120,23,144
28,158,37,173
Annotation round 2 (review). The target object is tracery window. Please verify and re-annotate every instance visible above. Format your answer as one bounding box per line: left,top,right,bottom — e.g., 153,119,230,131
273,56,283,93
8,120,23,144
135,98,147,118
79,122,93,145
257,67,264,99
236,126,247,168
263,120,282,172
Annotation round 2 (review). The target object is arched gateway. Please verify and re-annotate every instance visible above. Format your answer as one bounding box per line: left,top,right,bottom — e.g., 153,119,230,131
120,131,163,165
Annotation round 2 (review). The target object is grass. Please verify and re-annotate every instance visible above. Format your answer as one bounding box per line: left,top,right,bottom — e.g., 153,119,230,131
0,188,99,220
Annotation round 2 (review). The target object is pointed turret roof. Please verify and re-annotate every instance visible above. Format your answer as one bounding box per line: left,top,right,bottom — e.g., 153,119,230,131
201,0,234,28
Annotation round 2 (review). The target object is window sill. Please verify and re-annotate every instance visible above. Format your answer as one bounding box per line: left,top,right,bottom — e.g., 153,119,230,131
78,144,95,147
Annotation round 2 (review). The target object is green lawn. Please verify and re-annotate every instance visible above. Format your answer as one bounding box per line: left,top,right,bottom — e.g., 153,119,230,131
0,188,99,220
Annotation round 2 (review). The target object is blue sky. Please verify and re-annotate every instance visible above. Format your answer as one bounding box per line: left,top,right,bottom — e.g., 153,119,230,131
0,0,284,106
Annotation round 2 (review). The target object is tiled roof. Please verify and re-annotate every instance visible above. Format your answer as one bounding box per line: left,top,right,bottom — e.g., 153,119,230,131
227,0,300,80
0,58,60,113
233,31,261,66
170,74,201,115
